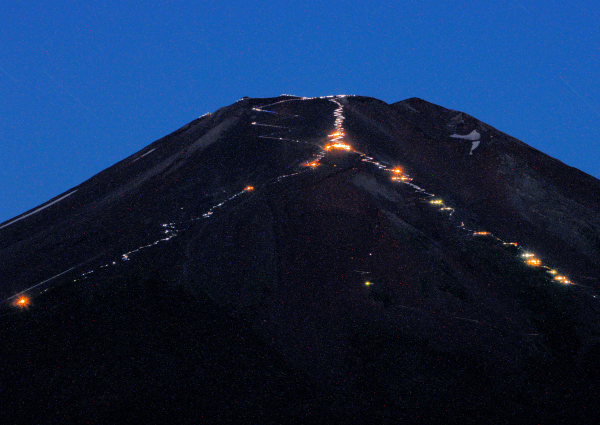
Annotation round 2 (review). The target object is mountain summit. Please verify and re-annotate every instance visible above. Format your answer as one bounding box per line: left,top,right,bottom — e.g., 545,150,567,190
2,95,600,423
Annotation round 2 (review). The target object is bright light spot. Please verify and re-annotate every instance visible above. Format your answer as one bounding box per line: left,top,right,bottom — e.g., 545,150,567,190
391,167,403,174
324,142,352,151
473,231,490,236
503,242,518,246
302,161,320,168
244,186,255,192
13,296,29,309
429,199,443,205
522,253,535,258
526,258,541,266
548,269,557,275
391,175,413,182
364,281,372,286
328,130,345,138
554,275,571,284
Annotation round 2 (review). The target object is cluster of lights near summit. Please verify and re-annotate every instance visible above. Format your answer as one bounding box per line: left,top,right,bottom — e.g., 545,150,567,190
4,94,580,311
323,99,353,152
313,97,575,289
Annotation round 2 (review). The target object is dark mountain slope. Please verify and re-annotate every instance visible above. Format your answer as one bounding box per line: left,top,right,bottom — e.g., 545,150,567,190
1,95,600,423
348,96,600,281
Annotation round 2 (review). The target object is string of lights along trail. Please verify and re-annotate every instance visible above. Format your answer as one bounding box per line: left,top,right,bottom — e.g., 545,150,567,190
7,95,580,312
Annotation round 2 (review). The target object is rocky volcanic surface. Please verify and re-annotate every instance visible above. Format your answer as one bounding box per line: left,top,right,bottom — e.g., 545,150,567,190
2,95,600,423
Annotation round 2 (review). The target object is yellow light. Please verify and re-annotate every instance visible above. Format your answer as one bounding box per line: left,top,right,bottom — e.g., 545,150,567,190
327,130,345,138
364,281,372,286
522,253,535,258
391,167,403,174
473,231,490,236
391,175,413,182
324,142,352,151
526,258,541,266
429,199,443,205
503,242,518,246
244,186,254,191
554,275,571,284
548,269,557,275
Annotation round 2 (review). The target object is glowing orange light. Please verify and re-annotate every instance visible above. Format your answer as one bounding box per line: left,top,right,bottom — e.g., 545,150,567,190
526,258,541,266
473,231,490,236
391,167,403,174
554,275,571,284
327,130,345,138
364,281,372,286
324,142,352,151
503,242,518,246
303,161,320,168
391,175,413,182
13,296,29,308
548,269,557,275
244,186,254,192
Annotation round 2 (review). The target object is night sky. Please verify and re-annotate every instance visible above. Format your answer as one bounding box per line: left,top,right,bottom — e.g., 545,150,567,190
1,0,599,223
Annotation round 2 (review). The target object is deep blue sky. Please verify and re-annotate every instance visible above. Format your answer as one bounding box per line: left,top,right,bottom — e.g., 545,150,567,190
1,1,599,223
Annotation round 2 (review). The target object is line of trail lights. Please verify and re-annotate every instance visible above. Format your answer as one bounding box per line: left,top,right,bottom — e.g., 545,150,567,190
297,97,576,288
379,166,574,286
7,95,577,311
6,95,327,308
323,99,353,152
251,96,582,308
69,94,347,302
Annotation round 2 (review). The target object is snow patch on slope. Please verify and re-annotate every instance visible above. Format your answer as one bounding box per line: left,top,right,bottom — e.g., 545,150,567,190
0,190,78,230
468,141,481,155
131,148,156,163
450,130,480,141
450,130,481,155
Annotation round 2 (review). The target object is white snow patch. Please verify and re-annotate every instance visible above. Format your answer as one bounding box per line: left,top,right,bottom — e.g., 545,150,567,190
450,130,482,155
0,190,78,230
403,104,420,113
131,148,156,163
139,148,156,158
449,130,480,141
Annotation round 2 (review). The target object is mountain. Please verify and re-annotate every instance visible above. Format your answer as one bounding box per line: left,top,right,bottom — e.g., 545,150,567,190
2,95,600,424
